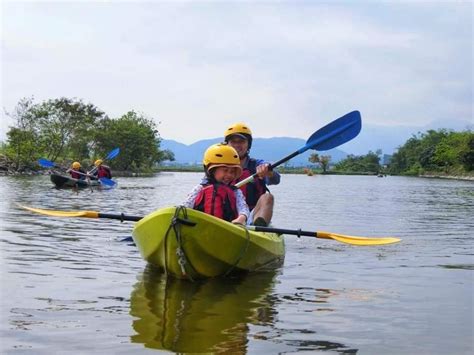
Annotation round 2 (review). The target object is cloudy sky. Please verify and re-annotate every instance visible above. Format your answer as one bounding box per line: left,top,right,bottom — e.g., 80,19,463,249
1,1,472,144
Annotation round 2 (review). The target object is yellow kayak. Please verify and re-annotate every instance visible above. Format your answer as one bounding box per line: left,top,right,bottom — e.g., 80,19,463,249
130,265,278,352
132,206,285,280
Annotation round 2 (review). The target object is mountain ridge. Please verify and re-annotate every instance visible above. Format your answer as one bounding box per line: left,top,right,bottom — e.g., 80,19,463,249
160,137,348,166
161,120,473,165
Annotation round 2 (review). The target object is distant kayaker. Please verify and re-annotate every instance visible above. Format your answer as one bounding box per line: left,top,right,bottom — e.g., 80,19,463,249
67,162,87,180
90,159,112,179
224,122,280,227
183,143,249,225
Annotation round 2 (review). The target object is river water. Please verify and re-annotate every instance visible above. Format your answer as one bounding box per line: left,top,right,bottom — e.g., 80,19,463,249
0,173,472,354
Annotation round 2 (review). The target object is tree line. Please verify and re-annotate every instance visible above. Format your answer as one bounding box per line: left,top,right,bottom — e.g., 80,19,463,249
1,97,174,172
388,129,473,175
308,129,473,176
308,150,382,174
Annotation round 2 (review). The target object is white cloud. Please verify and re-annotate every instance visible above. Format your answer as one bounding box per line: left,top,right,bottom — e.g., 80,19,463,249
1,1,472,143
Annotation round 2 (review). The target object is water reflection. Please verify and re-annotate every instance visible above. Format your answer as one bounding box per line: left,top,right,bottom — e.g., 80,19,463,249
2,174,473,354
130,266,279,353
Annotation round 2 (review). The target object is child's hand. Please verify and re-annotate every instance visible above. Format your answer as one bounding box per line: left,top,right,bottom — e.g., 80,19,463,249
232,214,247,225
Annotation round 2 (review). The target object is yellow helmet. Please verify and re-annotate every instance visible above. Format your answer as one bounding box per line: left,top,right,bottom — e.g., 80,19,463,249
72,162,81,169
94,159,103,167
203,143,242,177
224,122,253,149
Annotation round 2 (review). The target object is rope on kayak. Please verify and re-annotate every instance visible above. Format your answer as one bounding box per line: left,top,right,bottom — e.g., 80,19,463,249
163,206,198,281
223,224,251,277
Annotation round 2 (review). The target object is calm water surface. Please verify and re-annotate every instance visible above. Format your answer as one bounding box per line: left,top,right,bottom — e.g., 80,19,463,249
0,173,472,354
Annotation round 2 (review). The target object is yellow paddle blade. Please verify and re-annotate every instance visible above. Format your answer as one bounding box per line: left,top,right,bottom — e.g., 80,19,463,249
317,231,401,246
20,205,99,219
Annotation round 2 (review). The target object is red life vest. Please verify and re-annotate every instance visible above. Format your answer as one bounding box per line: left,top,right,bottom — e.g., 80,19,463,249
194,183,239,222
233,158,267,210
97,165,112,179
70,169,85,180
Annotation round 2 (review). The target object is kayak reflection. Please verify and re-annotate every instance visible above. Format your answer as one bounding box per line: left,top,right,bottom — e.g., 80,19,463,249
130,266,279,353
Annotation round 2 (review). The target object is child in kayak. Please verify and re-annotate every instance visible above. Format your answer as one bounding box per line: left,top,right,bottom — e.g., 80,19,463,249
90,159,112,179
183,143,249,225
67,162,87,180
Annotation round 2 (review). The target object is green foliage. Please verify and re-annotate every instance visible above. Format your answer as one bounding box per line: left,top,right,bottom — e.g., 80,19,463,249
3,97,174,172
308,153,331,173
389,129,474,174
3,97,43,169
94,111,172,171
5,128,39,170
33,97,105,161
308,153,319,164
334,151,381,174
460,135,474,171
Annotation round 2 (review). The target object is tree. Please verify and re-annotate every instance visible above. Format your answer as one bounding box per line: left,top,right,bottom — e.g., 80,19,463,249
308,153,331,173
308,153,319,165
334,151,380,174
389,129,473,175
94,111,169,171
319,155,331,173
4,97,42,169
33,97,105,161
3,97,174,172
460,134,474,171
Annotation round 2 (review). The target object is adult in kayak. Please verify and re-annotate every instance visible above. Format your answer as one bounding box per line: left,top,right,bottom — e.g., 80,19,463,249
66,162,87,180
90,159,112,180
224,122,280,227
183,143,249,225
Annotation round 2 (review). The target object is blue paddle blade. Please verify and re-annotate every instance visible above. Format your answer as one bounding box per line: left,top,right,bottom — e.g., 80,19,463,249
99,177,116,186
300,111,362,153
106,148,120,160
38,158,55,168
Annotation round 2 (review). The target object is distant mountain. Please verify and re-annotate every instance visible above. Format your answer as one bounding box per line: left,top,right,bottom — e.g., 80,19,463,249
160,119,473,165
160,137,348,166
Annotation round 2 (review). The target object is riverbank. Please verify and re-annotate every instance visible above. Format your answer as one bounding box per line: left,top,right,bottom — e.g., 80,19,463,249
420,173,474,181
2,154,473,181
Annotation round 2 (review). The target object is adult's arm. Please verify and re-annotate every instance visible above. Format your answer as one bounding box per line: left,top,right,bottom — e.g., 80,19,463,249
255,159,281,185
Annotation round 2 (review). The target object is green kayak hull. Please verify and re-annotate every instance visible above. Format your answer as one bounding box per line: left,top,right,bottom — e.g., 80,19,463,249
132,207,285,279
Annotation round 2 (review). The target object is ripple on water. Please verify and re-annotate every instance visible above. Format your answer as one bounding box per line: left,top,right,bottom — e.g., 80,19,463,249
1,174,473,354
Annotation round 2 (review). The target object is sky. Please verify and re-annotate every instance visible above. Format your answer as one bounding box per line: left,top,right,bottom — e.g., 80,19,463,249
1,0,472,145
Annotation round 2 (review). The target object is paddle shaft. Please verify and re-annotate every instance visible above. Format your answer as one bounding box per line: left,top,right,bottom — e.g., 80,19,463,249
251,225,315,237
98,213,142,222
20,205,399,245
235,111,361,188
97,213,199,226
235,151,300,188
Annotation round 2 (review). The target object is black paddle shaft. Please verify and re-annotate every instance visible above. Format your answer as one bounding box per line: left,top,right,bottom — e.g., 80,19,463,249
252,225,316,237
98,213,142,222
270,151,300,170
